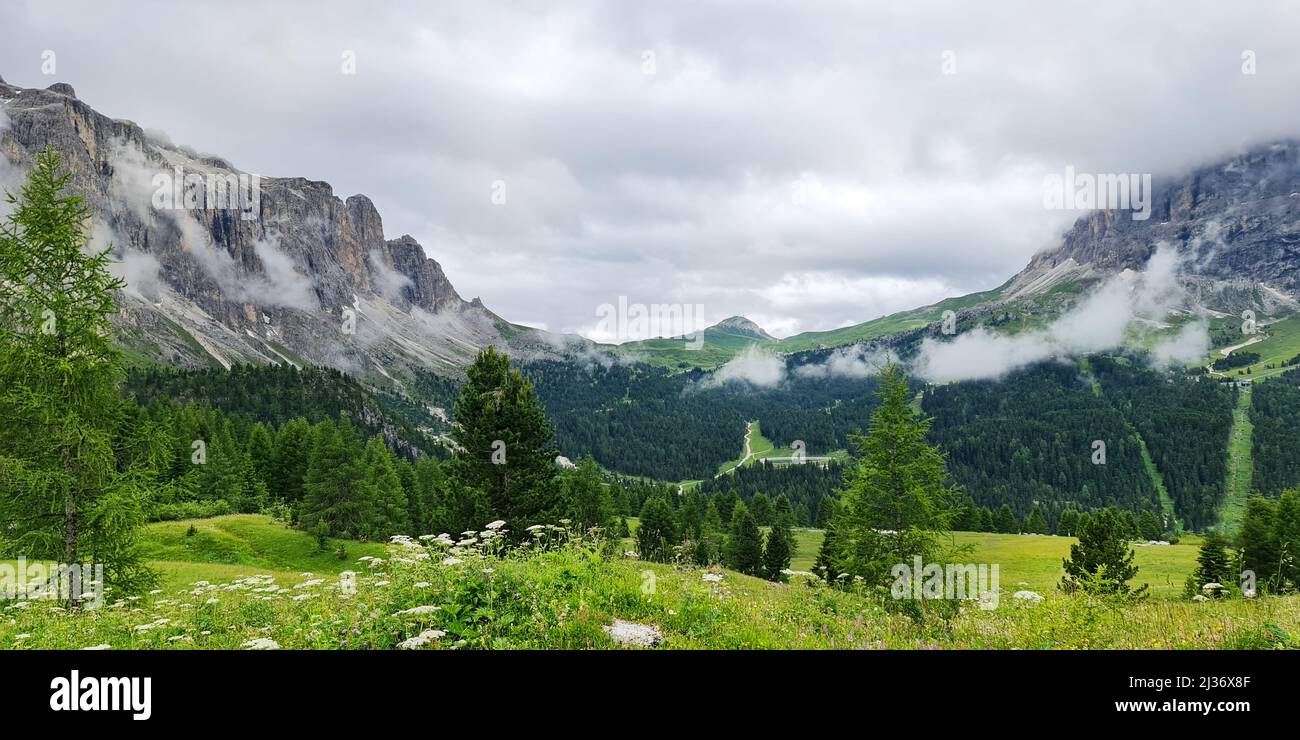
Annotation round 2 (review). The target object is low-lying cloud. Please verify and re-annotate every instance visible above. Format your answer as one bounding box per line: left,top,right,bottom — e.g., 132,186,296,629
915,246,1205,382
712,346,786,387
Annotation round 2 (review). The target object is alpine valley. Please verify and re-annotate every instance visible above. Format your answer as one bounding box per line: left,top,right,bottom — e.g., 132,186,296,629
5,70,1300,652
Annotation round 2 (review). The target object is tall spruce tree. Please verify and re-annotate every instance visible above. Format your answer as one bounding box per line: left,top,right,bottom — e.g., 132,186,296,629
724,502,764,576
448,346,559,533
361,436,409,538
763,516,793,581
300,422,367,537
831,365,959,585
0,149,158,603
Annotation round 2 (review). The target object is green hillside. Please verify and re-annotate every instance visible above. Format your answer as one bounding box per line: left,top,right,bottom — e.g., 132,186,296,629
772,285,1006,353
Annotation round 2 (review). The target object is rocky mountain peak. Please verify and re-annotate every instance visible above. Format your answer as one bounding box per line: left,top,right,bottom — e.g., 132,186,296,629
711,316,774,340
1005,140,1300,310
0,74,552,380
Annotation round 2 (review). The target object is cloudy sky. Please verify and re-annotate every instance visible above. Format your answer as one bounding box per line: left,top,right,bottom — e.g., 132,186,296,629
3,0,1300,340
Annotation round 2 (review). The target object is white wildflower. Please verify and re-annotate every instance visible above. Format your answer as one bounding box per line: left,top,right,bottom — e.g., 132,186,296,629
397,629,447,649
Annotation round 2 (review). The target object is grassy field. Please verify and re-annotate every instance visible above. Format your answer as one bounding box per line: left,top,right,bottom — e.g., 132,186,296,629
1205,315,1300,381
771,285,1006,353
135,515,390,590
785,529,1200,598
4,515,1296,650
709,421,842,480
714,421,774,475
628,518,1200,599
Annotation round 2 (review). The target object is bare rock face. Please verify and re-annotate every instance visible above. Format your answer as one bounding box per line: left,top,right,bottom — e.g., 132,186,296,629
1009,141,1300,307
0,74,569,380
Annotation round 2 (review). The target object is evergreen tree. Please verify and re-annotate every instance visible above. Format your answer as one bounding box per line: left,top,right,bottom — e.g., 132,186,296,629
814,520,843,583
271,418,313,505
977,506,995,533
300,422,368,537
749,493,772,525
1184,531,1233,598
361,436,409,537
1138,510,1163,541
951,495,978,531
1058,509,1080,537
245,422,276,492
994,504,1018,534
724,502,764,576
715,489,739,524
1240,497,1280,592
773,494,795,527
636,496,678,563
762,516,793,581
1061,508,1146,597
815,495,839,529
563,456,616,532
832,365,959,585
0,149,158,602
448,346,559,533
1023,506,1048,534
1274,489,1300,590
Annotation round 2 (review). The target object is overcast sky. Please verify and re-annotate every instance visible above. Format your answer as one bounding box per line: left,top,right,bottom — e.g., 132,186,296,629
3,0,1300,340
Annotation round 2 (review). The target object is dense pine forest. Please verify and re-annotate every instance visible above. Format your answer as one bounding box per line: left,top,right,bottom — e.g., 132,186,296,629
1251,367,1300,497
922,361,1164,529
1090,356,1235,529
698,460,843,527
517,359,885,480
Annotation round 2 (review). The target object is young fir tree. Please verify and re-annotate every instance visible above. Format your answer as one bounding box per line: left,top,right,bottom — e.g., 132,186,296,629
724,502,764,576
448,346,559,533
762,516,793,582
749,492,772,526
1061,508,1147,597
1023,506,1048,534
1058,509,1080,537
361,436,409,538
977,506,995,533
993,504,1018,534
832,365,959,585
814,520,843,583
1184,531,1233,598
0,149,158,603
715,489,739,523
636,496,678,563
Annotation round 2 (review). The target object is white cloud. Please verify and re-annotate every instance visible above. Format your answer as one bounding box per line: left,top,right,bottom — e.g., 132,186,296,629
4,2,1300,335
712,346,785,387
1151,321,1211,367
915,246,1196,381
